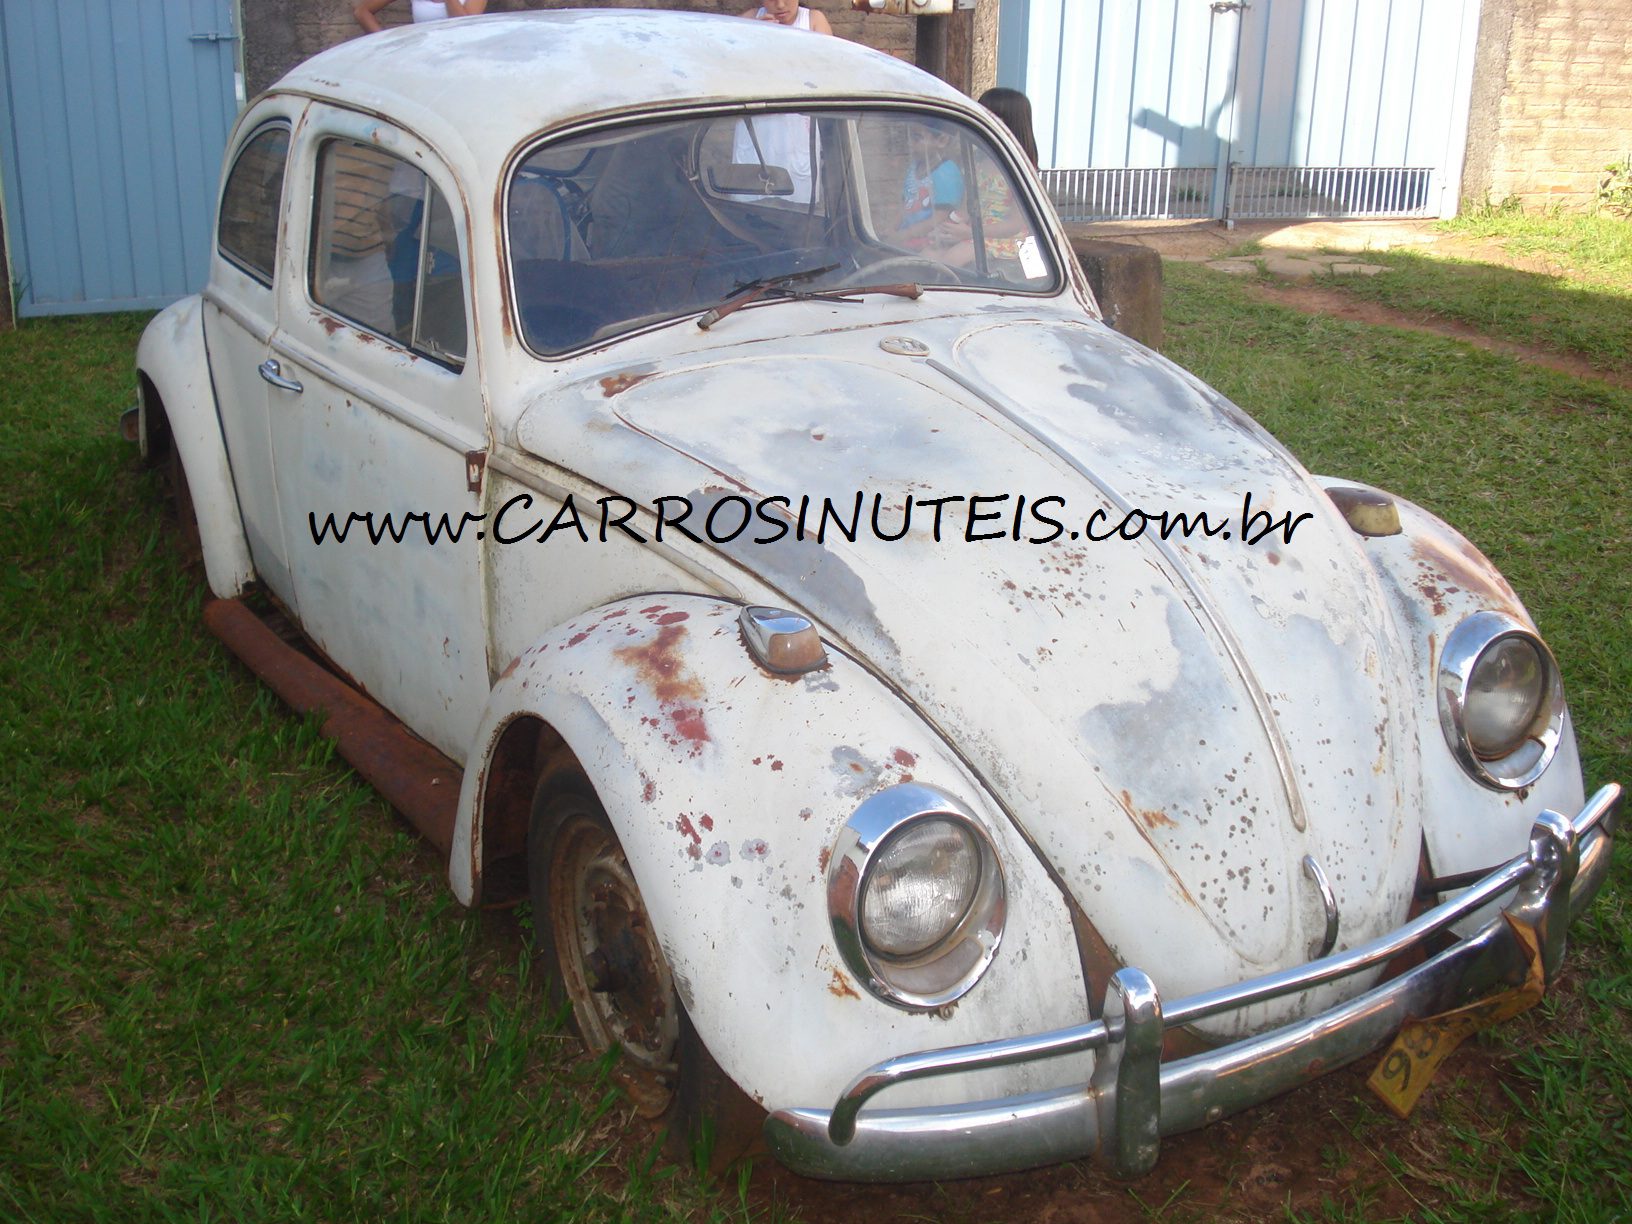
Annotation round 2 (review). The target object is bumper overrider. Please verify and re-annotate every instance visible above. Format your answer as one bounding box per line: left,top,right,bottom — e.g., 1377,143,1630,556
765,786,1621,1181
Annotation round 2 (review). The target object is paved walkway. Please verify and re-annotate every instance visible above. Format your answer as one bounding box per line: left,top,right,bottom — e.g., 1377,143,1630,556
1060,218,1443,278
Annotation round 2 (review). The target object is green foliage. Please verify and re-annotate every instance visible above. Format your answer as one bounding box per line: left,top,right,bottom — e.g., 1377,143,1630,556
1598,157,1632,219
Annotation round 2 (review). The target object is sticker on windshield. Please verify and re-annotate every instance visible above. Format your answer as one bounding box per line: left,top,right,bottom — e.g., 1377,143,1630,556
1018,235,1045,280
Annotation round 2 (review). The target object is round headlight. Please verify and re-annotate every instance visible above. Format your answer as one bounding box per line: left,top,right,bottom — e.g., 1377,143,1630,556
1438,612,1565,790
827,784,1006,1010
861,819,980,959
1465,635,1547,758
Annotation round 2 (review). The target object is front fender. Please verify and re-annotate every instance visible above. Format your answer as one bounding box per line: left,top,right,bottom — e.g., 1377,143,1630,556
451,595,1092,1111
1322,478,1586,883
136,296,254,598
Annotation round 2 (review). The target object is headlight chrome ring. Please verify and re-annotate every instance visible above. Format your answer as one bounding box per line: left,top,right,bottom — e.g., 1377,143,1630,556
1437,610,1565,790
827,783,1006,1010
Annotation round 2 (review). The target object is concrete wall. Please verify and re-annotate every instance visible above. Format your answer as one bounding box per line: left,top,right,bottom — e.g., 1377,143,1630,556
243,0,916,99
1462,0,1632,210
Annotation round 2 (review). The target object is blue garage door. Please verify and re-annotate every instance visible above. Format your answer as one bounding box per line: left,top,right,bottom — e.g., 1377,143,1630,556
0,0,240,316
999,0,1482,222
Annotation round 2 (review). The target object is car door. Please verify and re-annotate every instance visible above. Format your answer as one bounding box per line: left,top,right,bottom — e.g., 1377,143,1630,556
201,103,302,609
267,105,489,760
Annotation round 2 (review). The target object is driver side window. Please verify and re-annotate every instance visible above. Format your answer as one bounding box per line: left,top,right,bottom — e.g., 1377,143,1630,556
310,139,468,367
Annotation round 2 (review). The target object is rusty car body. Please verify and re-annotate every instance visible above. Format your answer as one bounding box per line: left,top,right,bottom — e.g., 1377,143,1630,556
131,11,1619,1181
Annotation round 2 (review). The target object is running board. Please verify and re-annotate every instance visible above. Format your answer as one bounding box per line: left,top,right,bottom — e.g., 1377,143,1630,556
203,598,461,857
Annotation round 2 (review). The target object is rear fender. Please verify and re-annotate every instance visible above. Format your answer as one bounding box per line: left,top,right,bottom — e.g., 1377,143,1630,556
136,296,254,598
451,595,1091,1111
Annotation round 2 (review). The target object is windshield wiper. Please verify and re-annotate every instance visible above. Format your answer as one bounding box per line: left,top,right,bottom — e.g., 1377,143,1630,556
696,264,838,330
808,282,924,302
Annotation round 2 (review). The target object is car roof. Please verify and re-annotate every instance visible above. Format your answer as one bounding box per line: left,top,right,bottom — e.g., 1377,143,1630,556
275,10,971,169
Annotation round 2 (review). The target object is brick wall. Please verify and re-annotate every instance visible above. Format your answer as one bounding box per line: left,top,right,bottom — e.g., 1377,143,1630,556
1462,0,1632,211
244,1,915,99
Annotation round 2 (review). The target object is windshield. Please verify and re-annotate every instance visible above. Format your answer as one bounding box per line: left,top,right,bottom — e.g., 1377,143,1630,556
507,108,1058,354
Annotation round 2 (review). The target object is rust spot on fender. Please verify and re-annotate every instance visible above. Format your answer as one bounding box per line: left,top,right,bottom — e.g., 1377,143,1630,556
827,967,860,1000
654,611,689,626
1416,580,1448,617
641,774,657,803
498,655,522,680
817,846,831,872
670,706,709,746
1410,536,1519,615
892,748,917,768
600,372,653,397
615,624,704,705
676,814,701,845
700,815,714,831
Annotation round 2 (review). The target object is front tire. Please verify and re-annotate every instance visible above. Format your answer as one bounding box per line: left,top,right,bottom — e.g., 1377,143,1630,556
527,771,764,1169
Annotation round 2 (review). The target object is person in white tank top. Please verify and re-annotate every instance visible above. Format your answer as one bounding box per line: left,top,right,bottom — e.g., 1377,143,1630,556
734,4,832,201
353,0,488,35
741,2,834,35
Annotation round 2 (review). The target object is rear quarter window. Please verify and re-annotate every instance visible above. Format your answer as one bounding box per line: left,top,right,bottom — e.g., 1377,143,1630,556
217,125,290,284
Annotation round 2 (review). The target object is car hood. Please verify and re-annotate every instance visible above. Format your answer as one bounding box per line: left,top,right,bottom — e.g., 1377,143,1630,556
513,312,1423,1029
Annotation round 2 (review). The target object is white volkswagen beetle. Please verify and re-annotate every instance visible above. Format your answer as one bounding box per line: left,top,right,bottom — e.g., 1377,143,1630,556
131,11,1618,1181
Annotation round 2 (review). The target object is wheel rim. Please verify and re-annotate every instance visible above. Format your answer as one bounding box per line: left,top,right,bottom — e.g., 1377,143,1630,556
548,813,680,1115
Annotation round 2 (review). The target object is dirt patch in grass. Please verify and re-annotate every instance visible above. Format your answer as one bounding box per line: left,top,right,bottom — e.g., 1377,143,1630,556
1242,281,1632,392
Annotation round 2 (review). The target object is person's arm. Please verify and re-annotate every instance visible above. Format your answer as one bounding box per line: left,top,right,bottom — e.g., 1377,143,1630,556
809,8,833,34
353,0,394,34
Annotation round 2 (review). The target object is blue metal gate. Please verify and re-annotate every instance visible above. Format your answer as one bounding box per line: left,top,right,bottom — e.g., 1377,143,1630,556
999,0,1483,222
0,0,240,316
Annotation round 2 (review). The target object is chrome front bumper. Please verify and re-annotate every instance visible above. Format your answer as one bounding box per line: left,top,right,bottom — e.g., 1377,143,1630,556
765,786,1621,1181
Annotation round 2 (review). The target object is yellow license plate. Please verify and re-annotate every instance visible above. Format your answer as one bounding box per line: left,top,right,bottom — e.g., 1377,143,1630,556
1367,915,1544,1119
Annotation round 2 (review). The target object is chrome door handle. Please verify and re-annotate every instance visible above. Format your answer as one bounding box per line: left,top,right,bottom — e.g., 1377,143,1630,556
258,358,303,393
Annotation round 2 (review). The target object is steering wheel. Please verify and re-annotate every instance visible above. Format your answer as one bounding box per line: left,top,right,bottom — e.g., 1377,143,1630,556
837,253,957,288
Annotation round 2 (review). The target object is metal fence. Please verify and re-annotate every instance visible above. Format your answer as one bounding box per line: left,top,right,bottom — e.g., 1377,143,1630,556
1226,166,1435,220
1041,165,1435,223
1041,168,1216,222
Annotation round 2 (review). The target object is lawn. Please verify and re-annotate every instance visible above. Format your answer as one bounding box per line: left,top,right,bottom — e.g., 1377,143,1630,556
1300,208,1632,382
1,220,1627,1220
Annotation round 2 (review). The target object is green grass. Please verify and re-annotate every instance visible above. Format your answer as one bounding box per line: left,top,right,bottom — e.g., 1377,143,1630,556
1438,205,1632,287
1304,209,1632,380
0,316,762,1222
